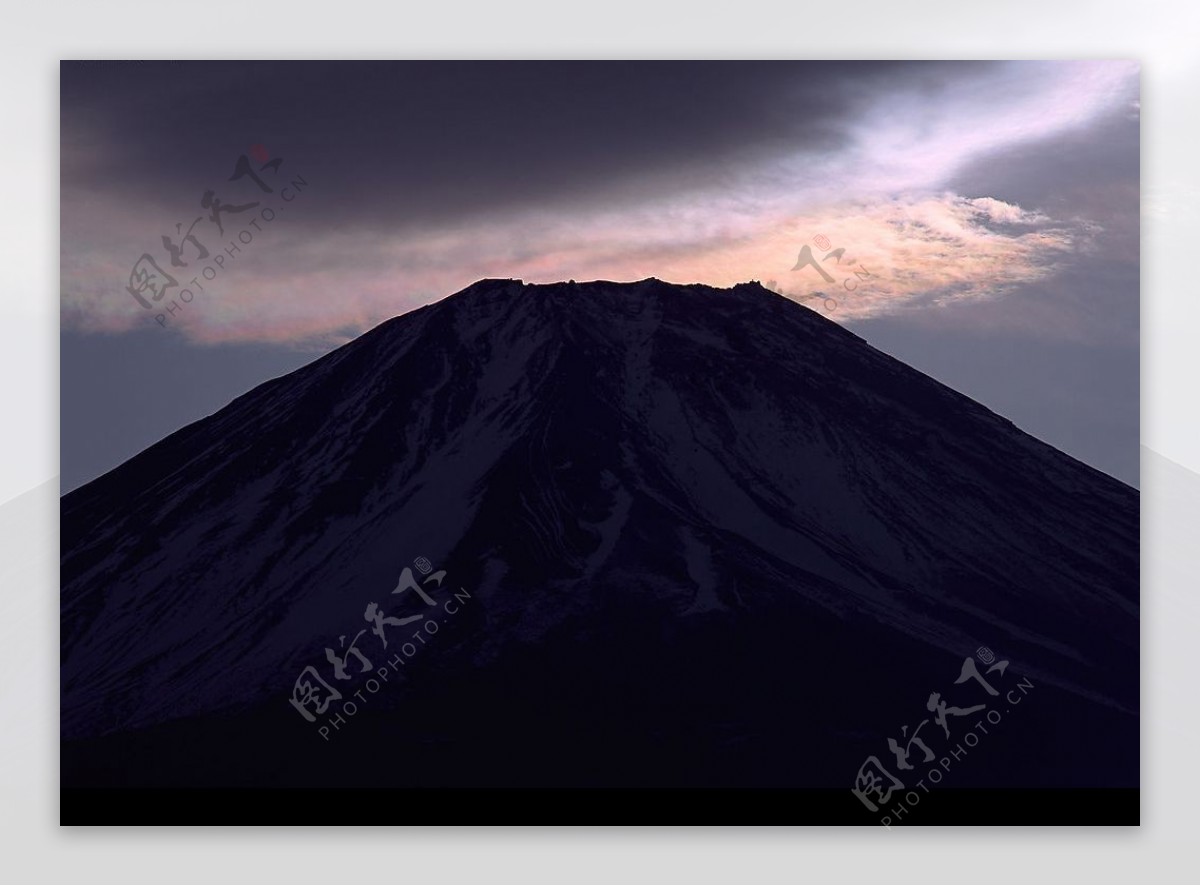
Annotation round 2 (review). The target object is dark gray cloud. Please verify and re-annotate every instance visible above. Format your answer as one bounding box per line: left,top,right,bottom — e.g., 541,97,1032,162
61,60,997,229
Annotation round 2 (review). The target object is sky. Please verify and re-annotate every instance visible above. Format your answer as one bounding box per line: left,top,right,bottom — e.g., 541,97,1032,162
60,60,1140,490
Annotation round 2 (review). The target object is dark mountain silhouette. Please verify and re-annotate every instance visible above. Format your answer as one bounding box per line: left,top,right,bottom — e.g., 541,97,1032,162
61,278,1137,791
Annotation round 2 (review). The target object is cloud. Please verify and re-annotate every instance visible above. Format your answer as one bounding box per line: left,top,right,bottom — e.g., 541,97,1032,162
763,194,1087,317
58,61,1138,345
965,197,1049,226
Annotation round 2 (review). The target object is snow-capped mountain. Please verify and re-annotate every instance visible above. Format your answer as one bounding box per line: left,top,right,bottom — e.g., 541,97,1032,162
61,278,1137,789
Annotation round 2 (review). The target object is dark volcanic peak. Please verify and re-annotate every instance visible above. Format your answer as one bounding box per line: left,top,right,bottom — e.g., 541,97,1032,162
61,278,1137,788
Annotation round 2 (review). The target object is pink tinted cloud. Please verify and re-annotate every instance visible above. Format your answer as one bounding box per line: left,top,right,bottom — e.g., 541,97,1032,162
58,190,1092,346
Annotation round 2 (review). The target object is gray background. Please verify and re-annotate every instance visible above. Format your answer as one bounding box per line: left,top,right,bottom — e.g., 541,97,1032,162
3,0,1197,881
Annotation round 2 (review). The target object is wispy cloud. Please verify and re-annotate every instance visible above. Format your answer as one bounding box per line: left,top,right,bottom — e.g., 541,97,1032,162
765,194,1089,316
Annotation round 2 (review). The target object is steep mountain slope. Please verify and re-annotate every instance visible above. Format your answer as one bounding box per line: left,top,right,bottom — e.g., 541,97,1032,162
61,278,1138,789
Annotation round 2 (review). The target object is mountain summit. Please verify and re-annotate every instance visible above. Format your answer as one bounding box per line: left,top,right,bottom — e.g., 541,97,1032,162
61,278,1137,789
